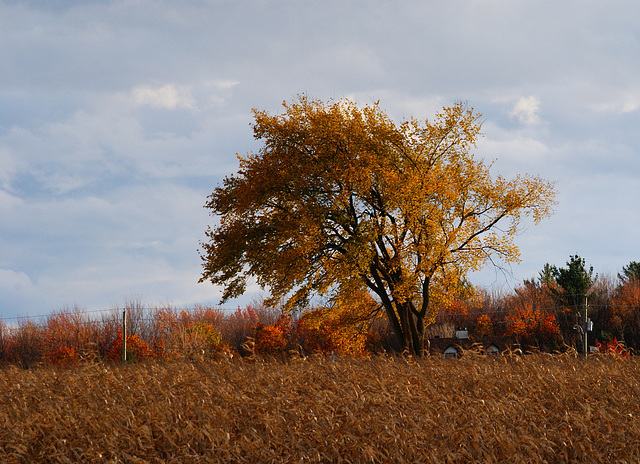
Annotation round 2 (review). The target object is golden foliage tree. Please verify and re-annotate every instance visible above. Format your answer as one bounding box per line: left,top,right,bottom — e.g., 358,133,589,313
200,96,556,355
301,289,382,355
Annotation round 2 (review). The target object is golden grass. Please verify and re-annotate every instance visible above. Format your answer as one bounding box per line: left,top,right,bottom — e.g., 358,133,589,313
1,354,639,463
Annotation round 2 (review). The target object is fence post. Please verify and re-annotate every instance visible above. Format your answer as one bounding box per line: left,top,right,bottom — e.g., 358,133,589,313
122,308,127,362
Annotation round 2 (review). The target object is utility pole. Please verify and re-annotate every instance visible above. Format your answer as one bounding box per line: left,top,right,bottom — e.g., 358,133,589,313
583,295,588,357
122,308,127,362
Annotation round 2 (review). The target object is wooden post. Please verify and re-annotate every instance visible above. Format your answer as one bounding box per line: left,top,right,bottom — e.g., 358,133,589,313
122,308,127,362
583,295,588,357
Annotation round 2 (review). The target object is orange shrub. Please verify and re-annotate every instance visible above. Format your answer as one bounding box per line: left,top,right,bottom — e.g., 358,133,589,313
152,308,179,338
445,298,471,316
151,337,167,359
44,309,89,349
174,322,227,359
254,322,288,354
476,314,494,337
106,333,154,362
192,305,224,326
292,317,336,354
506,309,561,351
47,345,79,367
297,290,384,355
609,282,640,345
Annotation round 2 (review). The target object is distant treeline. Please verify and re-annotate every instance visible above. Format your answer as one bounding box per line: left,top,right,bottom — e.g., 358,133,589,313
1,256,640,367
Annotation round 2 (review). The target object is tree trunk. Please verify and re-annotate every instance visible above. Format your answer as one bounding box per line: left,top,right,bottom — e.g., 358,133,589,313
408,312,422,356
415,313,425,356
390,302,427,356
365,271,426,356
398,303,413,354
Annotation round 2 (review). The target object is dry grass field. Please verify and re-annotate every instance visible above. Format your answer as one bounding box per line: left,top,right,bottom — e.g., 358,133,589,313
1,353,639,463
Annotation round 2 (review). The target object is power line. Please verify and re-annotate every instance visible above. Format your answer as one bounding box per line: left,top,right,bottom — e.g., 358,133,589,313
3,299,640,327
0,304,236,324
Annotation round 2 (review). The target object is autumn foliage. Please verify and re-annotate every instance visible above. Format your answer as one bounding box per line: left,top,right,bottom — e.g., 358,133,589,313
4,255,640,366
254,317,290,354
105,333,156,363
200,96,556,355
505,309,561,351
0,301,382,367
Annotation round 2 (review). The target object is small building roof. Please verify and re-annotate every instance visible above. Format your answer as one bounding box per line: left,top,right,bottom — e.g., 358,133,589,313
428,335,516,357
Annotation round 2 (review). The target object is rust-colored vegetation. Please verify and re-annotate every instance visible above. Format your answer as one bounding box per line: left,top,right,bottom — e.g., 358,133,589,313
0,300,393,368
2,274,640,462
3,269,640,367
1,354,639,463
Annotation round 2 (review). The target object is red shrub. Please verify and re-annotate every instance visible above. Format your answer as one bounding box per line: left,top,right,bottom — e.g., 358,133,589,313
595,337,630,359
254,322,288,354
293,318,336,354
506,309,561,351
47,345,79,367
106,333,154,362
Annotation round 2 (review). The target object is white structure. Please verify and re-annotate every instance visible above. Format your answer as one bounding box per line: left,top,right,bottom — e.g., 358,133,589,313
443,346,459,359
486,344,500,356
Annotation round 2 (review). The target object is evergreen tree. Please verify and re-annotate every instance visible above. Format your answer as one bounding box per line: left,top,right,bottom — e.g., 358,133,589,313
619,261,640,285
552,255,595,308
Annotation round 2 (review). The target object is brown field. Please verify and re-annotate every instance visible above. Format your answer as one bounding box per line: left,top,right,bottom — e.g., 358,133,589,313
1,353,639,463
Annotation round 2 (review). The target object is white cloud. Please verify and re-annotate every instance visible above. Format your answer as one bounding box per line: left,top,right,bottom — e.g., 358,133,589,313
35,255,220,311
1,0,640,317
208,80,240,90
0,269,36,294
509,96,542,125
478,134,552,176
0,148,24,192
0,81,245,199
0,268,43,316
342,91,446,122
0,189,23,214
587,86,640,114
131,84,196,110
0,181,227,315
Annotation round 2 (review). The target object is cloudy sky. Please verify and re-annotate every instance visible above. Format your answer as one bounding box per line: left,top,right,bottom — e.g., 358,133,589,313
1,0,639,318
